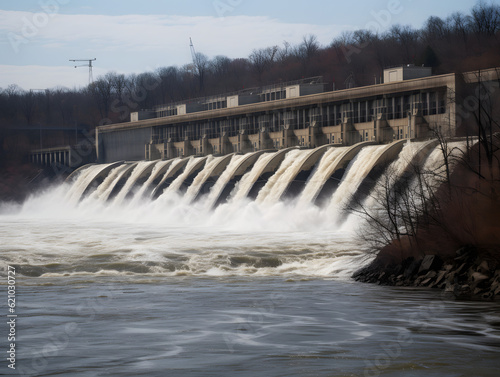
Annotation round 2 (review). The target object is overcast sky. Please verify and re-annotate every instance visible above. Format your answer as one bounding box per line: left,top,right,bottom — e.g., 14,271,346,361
0,0,480,90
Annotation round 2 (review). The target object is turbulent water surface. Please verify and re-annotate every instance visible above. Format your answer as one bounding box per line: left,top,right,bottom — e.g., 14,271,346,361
1,143,500,376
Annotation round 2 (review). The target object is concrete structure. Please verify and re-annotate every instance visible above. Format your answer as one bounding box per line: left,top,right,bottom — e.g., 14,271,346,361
31,145,96,170
130,110,156,122
96,68,499,163
384,65,433,83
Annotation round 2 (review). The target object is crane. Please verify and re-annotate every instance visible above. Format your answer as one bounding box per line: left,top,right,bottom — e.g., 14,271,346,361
69,58,96,85
189,37,198,75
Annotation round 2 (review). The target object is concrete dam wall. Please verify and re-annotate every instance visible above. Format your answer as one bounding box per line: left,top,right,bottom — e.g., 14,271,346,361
66,140,452,216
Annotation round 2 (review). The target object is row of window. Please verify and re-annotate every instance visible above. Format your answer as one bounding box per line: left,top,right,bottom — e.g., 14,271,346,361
171,125,425,156
154,93,446,143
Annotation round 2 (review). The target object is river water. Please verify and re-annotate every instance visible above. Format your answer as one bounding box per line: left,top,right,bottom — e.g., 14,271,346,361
1,145,500,376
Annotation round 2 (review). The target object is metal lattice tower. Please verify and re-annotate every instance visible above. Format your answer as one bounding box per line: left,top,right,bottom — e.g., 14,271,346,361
189,38,198,75
70,58,96,85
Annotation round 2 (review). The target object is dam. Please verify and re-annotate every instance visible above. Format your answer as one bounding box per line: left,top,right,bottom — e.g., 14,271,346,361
29,67,498,173
8,63,500,377
66,138,449,217
59,67,492,215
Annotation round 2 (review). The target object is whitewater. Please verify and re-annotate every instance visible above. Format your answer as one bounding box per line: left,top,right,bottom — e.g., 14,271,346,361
2,141,500,377
1,141,462,279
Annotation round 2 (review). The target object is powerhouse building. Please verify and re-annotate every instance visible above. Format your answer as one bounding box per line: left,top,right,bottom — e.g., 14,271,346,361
94,66,495,163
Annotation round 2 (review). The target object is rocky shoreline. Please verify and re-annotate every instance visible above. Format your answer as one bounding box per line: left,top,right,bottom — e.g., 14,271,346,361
353,246,500,300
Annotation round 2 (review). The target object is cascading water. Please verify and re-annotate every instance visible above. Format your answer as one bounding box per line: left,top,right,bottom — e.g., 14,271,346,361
409,140,467,205
3,140,497,377
129,159,174,204
422,141,466,176
359,140,431,210
183,155,229,203
64,163,112,204
1,140,466,279
85,163,133,202
228,152,276,202
256,149,308,204
157,156,206,198
112,161,157,206
297,146,348,205
327,145,389,216
204,154,246,209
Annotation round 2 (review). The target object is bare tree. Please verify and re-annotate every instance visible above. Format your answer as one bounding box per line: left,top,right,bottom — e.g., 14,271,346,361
387,24,418,62
453,70,500,180
299,34,320,60
20,90,37,126
470,1,500,37
346,161,438,255
446,12,471,43
423,16,450,42
192,52,210,92
276,41,292,64
210,55,231,78
90,73,114,119
249,46,278,80
109,72,127,102
157,66,183,103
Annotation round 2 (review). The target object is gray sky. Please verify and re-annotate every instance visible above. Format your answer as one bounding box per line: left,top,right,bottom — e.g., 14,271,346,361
0,0,481,90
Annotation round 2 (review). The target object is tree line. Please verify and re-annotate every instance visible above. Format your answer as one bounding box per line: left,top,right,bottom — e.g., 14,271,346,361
1,0,499,166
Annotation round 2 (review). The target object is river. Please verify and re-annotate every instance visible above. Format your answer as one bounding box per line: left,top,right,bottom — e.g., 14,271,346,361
1,144,499,376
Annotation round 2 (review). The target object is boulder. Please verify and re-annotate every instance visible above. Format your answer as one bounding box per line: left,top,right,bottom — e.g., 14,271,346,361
471,272,489,284
434,270,447,286
494,285,500,296
404,259,421,279
418,255,442,275
424,270,437,279
477,260,490,275
421,278,433,286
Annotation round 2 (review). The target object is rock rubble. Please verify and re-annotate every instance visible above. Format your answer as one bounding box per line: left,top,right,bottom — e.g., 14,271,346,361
353,246,500,300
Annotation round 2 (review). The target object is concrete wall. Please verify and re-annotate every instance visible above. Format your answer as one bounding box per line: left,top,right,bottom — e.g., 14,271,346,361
227,95,238,108
286,85,300,98
403,66,433,80
285,83,324,98
130,111,155,122
384,66,432,83
98,127,151,163
299,83,325,96
186,102,205,114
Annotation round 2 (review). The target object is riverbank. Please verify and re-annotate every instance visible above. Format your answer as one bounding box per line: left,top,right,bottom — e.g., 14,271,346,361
353,246,500,300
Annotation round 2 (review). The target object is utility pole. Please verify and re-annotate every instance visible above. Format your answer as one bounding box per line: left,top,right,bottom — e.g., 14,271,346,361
70,58,96,85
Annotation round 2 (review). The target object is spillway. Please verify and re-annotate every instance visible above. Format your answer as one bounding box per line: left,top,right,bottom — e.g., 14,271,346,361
63,140,464,220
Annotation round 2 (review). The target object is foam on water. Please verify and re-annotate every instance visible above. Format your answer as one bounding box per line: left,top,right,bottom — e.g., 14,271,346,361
1,142,467,280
